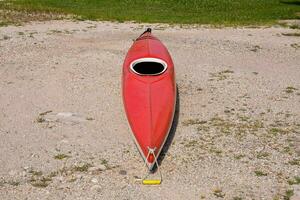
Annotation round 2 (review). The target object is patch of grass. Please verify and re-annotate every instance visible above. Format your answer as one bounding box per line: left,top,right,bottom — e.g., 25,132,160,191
284,189,294,200
213,188,225,198
290,24,300,29
73,163,92,172
254,170,268,177
234,154,245,160
1,0,300,26
210,148,223,155
288,176,300,185
2,35,11,40
86,25,96,29
36,116,45,123
54,153,70,160
237,115,250,122
28,169,43,176
282,32,300,37
283,146,293,154
7,180,20,186
184,140,198,148
36,111,51,122
101,159,108,165
211,115,263,136
268,128,280,135
222,70,234,74
182,119,207,126
28,169,53,188
285,86,298,94
36,110,52,123
291,43,300,49
249,45,262,52
30,176,52,188
233,197,242,200
0,21,10,27
86,117,94,121
268,127,290,136
0,2,66,27
256,152,270,159
288,159,300,166
210,70,234,81
49,29,63,34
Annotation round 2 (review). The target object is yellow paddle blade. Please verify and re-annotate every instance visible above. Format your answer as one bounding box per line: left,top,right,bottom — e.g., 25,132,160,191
142,179,161,185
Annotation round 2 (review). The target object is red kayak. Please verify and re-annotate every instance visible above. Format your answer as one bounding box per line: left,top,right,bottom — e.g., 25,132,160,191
122,28,176,170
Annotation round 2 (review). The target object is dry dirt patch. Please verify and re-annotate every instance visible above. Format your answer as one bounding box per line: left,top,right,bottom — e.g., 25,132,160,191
0,20,300,199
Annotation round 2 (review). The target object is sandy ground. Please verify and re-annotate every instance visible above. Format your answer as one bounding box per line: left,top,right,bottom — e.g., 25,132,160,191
0,20,300,200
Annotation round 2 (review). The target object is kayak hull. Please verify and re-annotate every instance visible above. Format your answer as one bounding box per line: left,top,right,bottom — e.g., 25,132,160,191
122,31,176,169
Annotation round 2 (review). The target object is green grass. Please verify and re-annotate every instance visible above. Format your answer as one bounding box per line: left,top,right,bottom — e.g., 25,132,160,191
0,0,300,26
7,180,20,186
254,170,268,176
288,159,300,165
213,188,225,198
288,176,300,185
30,176,52,188
285,86,298,93
54,153,70,160
73,163,92,172
284,189,294,200
282,32,300,36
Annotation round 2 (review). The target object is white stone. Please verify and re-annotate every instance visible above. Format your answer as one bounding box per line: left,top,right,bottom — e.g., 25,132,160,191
91,178,98,183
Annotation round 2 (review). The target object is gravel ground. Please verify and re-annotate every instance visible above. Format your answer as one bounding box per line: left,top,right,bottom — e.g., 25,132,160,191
0,20,300,200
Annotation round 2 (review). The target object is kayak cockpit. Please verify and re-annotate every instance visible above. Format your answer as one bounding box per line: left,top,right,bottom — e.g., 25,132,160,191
130,58,167,76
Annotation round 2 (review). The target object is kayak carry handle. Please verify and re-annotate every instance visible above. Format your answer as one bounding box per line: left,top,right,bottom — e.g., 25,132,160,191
137,28,152,39
145,28,152,33
141,28,152,35
142,147,162,185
